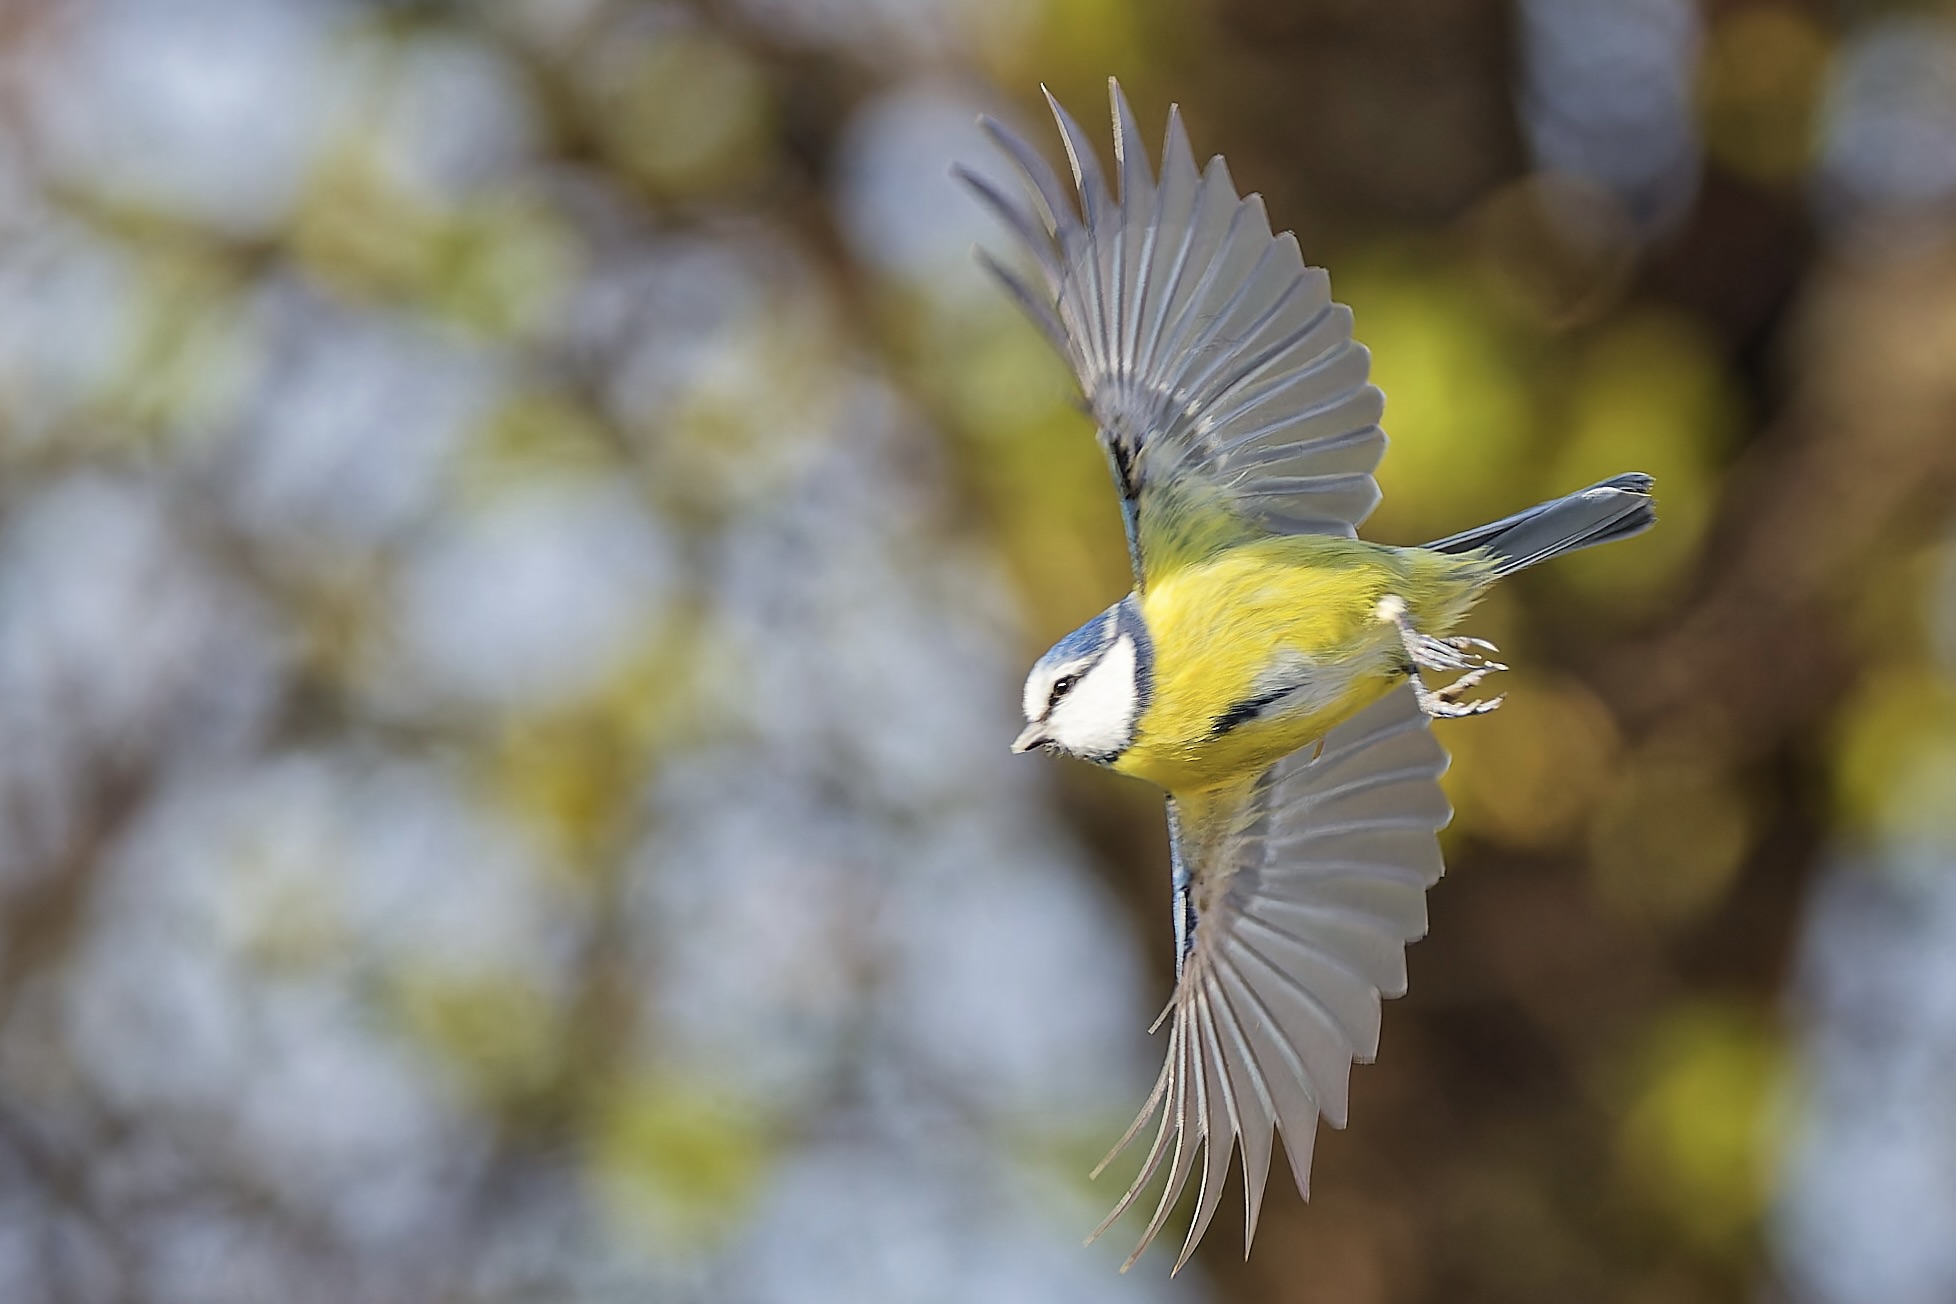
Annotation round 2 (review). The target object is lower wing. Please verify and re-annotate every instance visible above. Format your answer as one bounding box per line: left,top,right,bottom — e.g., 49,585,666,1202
1094,682,1453,1271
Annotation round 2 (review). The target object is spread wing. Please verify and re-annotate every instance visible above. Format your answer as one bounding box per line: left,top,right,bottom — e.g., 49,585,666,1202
1093,684,1452,1272
956,79,1387,589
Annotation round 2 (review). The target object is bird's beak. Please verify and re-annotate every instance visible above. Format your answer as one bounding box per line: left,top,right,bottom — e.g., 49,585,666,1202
1011,722,1048,754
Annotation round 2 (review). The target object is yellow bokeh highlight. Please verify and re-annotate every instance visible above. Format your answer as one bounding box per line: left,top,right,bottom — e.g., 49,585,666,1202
431,191,583,339
482,622,703,871
1005,0,1154,94
922,299,1133,635
1617,1002,1785,1256
1344,258,1536,543
487,714,645,870
458,391,624,503
294,145,577,337
100,237,251,447
1831,660,1956,844
587,1074,772,1252
1546,308,1736,605
588,31,774,199
982,409,1137,638
391,966,564,1103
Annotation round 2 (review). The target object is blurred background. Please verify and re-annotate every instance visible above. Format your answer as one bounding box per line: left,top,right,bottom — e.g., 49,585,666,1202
0,0,1954,1301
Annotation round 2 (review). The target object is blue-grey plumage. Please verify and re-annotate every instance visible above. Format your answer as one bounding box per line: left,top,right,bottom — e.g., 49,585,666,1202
965,80,1656,1273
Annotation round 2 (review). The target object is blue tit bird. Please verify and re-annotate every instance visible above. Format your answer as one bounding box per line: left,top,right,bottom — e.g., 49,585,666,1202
958,81,1655,1272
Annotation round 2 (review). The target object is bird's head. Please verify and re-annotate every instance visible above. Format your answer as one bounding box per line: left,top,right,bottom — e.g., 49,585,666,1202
1013,595,1153,765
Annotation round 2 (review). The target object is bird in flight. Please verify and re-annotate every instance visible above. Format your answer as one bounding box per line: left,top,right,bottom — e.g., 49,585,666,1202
958,79,1653,1272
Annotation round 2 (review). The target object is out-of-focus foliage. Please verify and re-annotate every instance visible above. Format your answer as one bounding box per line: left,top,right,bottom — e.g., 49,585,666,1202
0,2,1954,1303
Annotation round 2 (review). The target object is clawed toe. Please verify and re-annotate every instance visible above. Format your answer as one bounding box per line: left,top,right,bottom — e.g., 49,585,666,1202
1397,632,1506,675
1436,665,1500,700
1377,595,1509,720
1414,684,1506,718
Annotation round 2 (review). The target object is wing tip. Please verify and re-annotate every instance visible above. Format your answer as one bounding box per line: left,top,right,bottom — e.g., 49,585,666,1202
964,83,1392,554
1108,78,1148,180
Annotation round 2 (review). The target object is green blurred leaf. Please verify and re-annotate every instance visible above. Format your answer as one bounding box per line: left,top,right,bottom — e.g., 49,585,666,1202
1832,661,1956,843
1617,1002,1785,1258
1547,308,1737,605
1345,255,1537,541
585,31,774,199
587,1074,772,1253
392,966,565,1103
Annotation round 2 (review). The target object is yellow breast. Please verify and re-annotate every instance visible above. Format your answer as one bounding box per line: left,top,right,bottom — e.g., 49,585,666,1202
1113,536,1482,792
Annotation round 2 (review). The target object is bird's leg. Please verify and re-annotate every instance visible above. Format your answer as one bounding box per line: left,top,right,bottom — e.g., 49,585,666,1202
1375,595,1507,718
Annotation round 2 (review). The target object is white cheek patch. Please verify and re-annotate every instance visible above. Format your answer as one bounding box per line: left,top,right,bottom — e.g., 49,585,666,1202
1048,634,1139,758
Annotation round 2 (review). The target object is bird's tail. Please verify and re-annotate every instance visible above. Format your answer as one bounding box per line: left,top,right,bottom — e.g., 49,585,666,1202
1424,473,1656,577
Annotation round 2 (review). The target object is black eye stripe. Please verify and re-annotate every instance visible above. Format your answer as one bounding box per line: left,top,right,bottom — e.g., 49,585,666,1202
1050,673,1079,702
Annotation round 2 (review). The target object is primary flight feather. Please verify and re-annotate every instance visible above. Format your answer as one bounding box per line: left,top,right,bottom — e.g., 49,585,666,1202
961,80,1655,1272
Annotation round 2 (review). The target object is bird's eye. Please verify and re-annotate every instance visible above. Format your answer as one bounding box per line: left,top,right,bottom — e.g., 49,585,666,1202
1050,674,1078,704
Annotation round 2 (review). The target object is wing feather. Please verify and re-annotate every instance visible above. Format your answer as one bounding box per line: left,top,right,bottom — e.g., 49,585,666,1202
962,80,1387,584
1111,90,1152,383
1090,684,1452,1271
1202,966,1278,1251
1042,88,1118,382
1178,986,1244,1271
1222,926,1362,1125
1213,949,1322,1192
1130,1009,1203,1268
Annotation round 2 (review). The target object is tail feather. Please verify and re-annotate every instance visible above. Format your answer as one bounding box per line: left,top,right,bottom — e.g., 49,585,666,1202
1425,473,1655,577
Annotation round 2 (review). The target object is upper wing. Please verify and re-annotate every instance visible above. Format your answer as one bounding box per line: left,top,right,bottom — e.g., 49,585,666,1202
956,79,1387,588
1093,683,1452,1272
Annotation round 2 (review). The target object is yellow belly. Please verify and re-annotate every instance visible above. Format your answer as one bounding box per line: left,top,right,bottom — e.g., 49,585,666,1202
1111,537,1485,793
1116,671,1401,790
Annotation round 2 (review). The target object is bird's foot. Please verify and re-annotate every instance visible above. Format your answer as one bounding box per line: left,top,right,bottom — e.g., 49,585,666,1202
1406,632,1508,674
1413,677,1506,718
1377,595,1507,719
